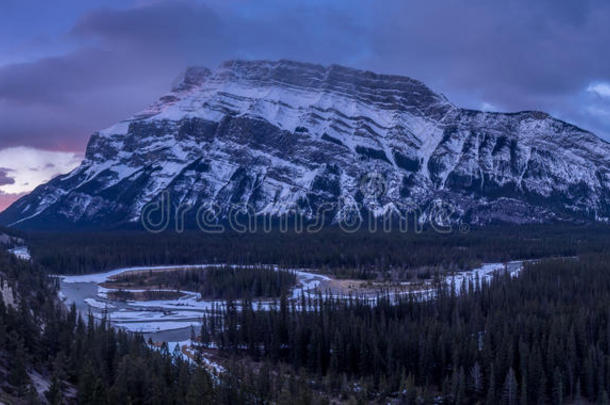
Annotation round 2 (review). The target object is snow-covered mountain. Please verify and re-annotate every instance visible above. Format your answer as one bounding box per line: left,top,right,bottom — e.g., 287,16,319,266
2,59,610,229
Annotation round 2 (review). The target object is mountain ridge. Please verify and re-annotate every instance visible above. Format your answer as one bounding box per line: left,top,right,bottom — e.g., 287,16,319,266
2,59,609,229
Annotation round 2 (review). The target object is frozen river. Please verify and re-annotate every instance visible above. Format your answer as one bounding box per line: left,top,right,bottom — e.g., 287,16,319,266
57,261,527,342
58,264,330,342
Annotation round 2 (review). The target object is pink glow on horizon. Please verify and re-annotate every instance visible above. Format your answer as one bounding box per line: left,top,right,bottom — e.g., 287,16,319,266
0,192,26,213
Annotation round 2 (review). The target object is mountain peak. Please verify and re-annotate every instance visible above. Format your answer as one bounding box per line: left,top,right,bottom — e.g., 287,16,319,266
168,59,448,113
172,66,212,91
2,61,609,229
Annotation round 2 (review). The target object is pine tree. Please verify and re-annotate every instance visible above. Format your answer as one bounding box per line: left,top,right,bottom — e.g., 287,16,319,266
455,366,466,405
200,315,210,347
186,368,215,404
502,368,518,405
599,390,610,405
520,373,527,405
403,372,417,404
0,297,6,347
552,367,563,405
8,336,29,395
90,378,107,405
486,365,496,405
470,362,483,398
77,362,97,404
45,375,64,405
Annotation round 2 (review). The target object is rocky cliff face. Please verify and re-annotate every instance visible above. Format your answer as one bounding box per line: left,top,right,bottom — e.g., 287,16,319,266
2,60,609,229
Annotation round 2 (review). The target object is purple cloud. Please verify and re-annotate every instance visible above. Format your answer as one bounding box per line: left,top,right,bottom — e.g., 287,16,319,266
0,168,15,186
0,0,608,157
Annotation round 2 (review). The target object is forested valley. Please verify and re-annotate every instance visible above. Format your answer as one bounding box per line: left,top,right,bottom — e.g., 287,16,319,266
199,255,610,403
4,225,610,403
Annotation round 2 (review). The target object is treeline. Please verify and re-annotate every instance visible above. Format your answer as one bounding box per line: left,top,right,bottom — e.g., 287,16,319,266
112,266,297,299
27,224,610,275
197,267,296,299
200,255,610,403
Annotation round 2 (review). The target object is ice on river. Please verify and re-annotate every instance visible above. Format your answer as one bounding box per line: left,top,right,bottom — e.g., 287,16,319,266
58,261,526,337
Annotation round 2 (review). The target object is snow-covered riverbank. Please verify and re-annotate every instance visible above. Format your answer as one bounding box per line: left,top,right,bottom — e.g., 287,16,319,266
58,264,329,337
8,246,30,261
57,261,529,339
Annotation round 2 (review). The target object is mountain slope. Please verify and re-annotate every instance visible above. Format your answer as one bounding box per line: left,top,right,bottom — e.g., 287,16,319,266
2,59,610,229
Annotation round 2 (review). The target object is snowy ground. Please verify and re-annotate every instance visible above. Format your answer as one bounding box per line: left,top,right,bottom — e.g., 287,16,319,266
119,321,202,333
149,338,225,374
84,298,115,309
445,260,526,294
8,246,30,261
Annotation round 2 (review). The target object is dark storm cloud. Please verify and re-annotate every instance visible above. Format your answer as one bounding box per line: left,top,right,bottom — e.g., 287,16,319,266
0,0,369,150
71,2,225,60
363,1,610,101
0,168,15,186
70,0,368,66
0,0,609,153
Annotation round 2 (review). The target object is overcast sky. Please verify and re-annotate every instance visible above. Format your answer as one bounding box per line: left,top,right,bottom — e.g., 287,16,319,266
0,0,609,210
